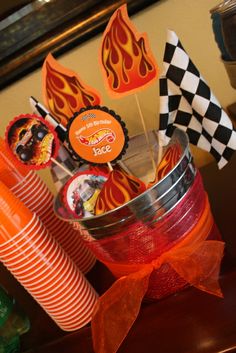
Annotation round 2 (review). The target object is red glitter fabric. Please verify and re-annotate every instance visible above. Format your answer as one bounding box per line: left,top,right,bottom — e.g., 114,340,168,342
84,171,222,299
91,193,224,353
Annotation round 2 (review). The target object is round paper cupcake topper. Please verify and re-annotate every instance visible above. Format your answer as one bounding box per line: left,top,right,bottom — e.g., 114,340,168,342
63,170,108,219
5,114,59,170
67,106,129,164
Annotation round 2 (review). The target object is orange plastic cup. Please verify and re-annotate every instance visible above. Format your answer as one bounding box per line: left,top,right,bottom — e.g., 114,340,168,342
0,222,53,260
14,179,44,199
11,171,37,193
12,248,67,284
43,278,93,311
47,297,95,323
0,143,96,275
55,300,96,323
9,243,62,278
35,270,82,304
0,181,33,243
3,233,62,272
21,189,51,211
0,137,29,189
30,264,79,301
55,301,96,329
39,280,95,318
44,291,96,331
20,253,73,289
2,232,58,269
0,214,38,251
0,220,46,256
22,257,76,297
34,197,53,217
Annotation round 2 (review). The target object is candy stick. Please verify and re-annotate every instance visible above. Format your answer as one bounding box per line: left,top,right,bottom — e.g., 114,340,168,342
134,93,156,175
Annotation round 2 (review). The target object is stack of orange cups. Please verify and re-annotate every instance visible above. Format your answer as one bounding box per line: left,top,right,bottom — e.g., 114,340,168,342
0,181,98,331
0,137,96,274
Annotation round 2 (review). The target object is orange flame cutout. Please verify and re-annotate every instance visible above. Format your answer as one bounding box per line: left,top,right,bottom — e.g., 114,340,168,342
95,169,146,215
149,144,182,187
100,4,158,97
42,53,101,127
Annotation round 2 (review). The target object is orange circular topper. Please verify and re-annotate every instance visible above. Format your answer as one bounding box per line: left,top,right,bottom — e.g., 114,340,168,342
67,106,128,164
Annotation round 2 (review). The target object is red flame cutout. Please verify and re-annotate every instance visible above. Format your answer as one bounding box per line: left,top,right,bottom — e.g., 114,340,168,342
149,144,182,187
100,4,158,97
42,54,101,127
95,169,146,215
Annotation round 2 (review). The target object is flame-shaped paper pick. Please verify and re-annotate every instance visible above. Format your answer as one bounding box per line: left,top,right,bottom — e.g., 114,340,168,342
42,53,101,127
100,4,158,97
95,169,146,215
149,144,182,187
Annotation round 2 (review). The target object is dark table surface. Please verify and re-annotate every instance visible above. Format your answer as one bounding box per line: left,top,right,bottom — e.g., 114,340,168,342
1,153,236,353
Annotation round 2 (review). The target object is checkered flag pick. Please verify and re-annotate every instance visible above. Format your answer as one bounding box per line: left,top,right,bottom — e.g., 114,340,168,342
50,146,78,192
159,30,236,169
50,146,90,192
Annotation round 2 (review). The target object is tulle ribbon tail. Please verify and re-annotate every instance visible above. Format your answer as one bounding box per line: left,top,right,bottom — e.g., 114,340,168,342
92,265,152,353
169,240,225,298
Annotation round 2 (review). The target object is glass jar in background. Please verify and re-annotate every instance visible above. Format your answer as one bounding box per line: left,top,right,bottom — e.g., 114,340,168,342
0,285,30,353
219,0,236,60
210,0,232,61
210,1,236,88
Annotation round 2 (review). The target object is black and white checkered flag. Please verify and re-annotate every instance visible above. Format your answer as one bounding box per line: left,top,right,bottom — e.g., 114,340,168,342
159,30,236,169
30,96,67,143
50,147,89,192
50,146,78,191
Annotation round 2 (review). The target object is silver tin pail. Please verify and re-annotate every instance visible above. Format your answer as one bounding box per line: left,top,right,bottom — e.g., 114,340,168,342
54,129,196,240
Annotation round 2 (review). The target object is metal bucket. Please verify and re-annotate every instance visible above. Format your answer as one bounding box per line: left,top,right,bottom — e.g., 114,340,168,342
54,129,223,299
54,129,196,240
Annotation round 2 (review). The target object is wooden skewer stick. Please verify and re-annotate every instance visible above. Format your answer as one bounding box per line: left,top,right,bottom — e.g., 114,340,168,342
107,162,113,172
51,157,74,177
157,143,163,168
134,93,156,175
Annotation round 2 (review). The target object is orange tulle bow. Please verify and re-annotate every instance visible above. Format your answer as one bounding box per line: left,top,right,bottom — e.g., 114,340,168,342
91,197,225,353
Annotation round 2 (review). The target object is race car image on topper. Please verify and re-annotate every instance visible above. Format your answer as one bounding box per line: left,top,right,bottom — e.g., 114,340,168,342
6,114,59,169
63,170,108,218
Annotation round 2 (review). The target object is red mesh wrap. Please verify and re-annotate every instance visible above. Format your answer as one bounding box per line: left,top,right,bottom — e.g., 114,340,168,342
83,171,222,299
